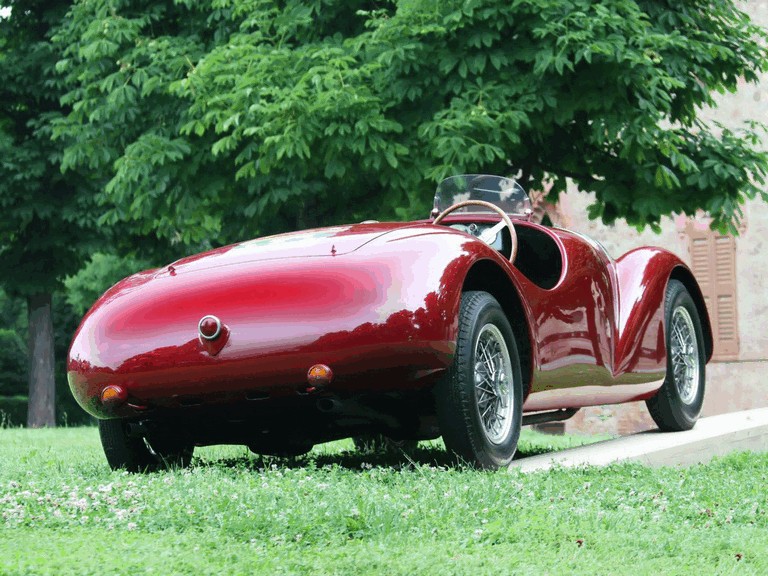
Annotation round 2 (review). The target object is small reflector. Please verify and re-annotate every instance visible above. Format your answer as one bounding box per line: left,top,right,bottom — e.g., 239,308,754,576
307,364,333,388
198,315,222,340
100,385,127,408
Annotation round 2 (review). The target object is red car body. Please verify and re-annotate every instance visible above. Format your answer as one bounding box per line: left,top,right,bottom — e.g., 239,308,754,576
68,176,713,469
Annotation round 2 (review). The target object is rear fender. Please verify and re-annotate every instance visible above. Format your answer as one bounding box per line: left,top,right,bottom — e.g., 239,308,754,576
461,259,534,399
364,227,535,390
69,224,515,417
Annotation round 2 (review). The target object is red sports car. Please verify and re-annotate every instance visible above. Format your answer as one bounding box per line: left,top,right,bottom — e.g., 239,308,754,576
68,175,711,471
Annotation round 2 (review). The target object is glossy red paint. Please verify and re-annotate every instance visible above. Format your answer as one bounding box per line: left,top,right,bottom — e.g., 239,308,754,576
517,228,673,411
69,223,472,418
68,217,709,429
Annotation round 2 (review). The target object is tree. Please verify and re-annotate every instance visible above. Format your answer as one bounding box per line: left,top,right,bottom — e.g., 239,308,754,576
54,0,768,240
0,1,104,426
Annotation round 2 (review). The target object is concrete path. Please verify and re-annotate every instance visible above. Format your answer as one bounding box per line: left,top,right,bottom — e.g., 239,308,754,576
510,407,768,472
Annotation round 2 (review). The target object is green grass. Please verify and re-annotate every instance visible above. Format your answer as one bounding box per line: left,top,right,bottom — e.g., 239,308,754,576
1,427,766,575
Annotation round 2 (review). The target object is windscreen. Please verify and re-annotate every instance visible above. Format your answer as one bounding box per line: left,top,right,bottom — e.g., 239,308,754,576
433,174,531,216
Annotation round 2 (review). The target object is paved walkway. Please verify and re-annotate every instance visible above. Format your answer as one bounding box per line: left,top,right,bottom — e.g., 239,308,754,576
510,407,768,472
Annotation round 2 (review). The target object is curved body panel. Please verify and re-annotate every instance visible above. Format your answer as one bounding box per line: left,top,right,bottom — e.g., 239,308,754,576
68,216,711,443
521,229,689,411
69,223,500,418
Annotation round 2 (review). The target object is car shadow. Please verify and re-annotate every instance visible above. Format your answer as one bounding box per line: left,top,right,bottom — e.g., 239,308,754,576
191,444,551,472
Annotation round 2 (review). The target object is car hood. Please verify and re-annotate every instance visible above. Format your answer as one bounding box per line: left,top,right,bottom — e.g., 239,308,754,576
160,222,407,277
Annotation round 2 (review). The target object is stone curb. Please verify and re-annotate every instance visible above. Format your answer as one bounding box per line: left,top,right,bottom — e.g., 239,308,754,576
509,407,768,472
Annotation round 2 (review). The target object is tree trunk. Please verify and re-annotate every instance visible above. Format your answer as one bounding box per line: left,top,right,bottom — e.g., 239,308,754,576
26,292,56,428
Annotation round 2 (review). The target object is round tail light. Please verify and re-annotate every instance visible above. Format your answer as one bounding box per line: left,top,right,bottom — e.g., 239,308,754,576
198,315,222,340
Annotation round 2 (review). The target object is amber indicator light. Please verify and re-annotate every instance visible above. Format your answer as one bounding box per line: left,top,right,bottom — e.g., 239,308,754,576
100,385,127,407
307,364,333,388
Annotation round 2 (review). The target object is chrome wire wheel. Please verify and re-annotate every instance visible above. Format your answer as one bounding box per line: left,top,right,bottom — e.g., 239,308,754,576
646,280,706,432
436,291,523,469
473,323,515,445
670,306,700,405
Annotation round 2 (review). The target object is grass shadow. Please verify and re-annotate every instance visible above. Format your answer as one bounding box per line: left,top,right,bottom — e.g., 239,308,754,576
191,440,571,473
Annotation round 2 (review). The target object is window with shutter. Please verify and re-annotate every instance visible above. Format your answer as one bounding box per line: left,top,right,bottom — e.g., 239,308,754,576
684,222,739,361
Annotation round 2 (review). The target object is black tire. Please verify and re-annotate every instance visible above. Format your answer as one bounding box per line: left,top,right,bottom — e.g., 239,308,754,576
98,419,194,472
352,434,419,456
646,280,706,431
435,291,523,469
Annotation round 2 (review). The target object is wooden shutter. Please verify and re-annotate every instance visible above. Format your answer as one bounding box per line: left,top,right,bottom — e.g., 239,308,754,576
686,223,739,361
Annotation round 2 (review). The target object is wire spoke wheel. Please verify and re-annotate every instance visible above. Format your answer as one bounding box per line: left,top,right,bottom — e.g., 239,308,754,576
474,324,514,444
670,306,700,405
646,279,707,432
435,291,523,469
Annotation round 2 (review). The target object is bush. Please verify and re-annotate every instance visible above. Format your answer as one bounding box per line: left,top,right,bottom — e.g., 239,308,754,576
0,395,27,427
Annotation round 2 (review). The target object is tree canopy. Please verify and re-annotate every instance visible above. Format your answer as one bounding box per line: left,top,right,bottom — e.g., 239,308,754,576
54,0,768,240
0,0,100,298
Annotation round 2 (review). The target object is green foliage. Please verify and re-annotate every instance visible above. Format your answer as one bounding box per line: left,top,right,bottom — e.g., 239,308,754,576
1,428,767,574
0,1,105,298
54,0,768,239
0,290,27,397
0,2,102,427
0,396,28,428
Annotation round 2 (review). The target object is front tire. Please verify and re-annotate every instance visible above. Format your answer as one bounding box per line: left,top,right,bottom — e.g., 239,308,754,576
435,291,523,469
98,419,194,472
646,279,706,431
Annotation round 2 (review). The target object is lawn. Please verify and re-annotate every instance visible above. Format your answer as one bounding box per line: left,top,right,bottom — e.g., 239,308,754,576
1,427,765,575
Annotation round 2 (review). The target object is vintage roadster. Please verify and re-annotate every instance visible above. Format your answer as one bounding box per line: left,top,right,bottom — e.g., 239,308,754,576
68,175,711,471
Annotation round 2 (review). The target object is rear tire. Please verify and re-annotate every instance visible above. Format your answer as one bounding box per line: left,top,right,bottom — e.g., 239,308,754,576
646,280,706,431
98,419,193,472
435,291,523,469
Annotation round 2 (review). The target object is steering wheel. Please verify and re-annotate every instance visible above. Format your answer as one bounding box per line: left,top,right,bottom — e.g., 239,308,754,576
432,200,518,263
